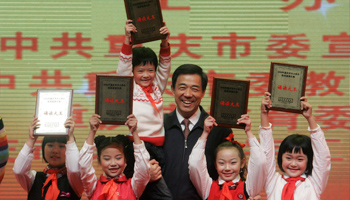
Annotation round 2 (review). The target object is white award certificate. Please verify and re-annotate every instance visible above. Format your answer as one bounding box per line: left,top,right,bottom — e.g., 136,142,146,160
34,90,73,136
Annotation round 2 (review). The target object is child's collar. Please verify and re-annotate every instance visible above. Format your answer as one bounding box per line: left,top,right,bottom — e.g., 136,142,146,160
103,172,125,179
218,174,241,185
283,173,307,179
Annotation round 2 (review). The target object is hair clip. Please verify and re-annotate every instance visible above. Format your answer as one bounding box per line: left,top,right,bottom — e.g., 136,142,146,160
225,133,245,148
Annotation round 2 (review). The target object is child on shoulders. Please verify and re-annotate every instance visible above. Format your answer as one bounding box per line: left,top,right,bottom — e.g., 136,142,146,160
116,19,172,199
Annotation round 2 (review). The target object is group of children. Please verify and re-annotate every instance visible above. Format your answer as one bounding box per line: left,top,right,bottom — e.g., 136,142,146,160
11,20,331,200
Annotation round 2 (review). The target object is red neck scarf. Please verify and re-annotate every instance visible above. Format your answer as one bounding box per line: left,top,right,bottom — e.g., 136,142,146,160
282,175,305,200
98,174,128,200
219,181,237,200
42,166,67,200
140,83,161,117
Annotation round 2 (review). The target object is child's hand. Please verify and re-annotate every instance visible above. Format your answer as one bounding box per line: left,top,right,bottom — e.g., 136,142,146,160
149,159,162,182
65,116,75,135
160,22,170,47
301,97,312,119
27,115,39,148
261,92,272,113
125,19,137,44
200,116,217,140
126,114,137,134
89,114,101,133
64,116,75,143
237,114,254,138
237,114,251,131
29,116,40,140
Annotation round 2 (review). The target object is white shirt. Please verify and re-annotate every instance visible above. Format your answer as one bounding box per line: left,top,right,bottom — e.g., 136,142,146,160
78,141,150,198
176,107,201,132
13,142,84,197
259,124,331,200
188,136,267,199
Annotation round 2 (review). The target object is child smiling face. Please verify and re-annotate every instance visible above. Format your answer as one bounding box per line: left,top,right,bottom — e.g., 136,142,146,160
100,146,126,178
281,148,308,178
133,63,156,87
215,147,245,182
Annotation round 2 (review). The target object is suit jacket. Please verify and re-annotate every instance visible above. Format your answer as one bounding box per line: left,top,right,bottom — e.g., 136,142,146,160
163,106,232,200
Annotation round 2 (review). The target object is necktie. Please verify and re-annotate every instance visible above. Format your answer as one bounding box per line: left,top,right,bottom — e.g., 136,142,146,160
282,175,305,200
182,118,190,139
219,181,235,200
42,166,67,200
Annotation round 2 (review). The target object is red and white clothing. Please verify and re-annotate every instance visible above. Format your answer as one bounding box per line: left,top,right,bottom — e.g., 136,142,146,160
259,124,331,200
117,43,171,146
188,137,266,199
79,141,150,199
13,142,84,197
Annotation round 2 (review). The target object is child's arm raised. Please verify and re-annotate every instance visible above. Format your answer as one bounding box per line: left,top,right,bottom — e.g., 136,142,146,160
237,114,266,197
261,92,271,128
78,114,101,198
116,20,135,76
300,97,317,129
188,116,216,200
124,19,137,45
160,22,170,48
301,97,331,195
155,22,171,94
128,114,151,198
13,116,40,192
86,114,101,145
126,114,140,144
258,92,277,196
64,116,84,197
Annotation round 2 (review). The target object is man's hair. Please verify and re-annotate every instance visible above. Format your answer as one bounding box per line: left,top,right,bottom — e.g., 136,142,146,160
171,64,208,92
132,47,158,71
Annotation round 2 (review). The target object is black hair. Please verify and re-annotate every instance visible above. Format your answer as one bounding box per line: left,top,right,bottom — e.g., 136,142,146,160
277,134,313,176
214,141,247,181
42,136,67,163
132,47,158,71
94,135,131,163
171,64,208,92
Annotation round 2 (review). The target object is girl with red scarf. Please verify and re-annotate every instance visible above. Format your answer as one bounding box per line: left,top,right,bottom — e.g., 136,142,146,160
13,116,83,200
188,115,266,200
260,92,330,200
79,114,150,200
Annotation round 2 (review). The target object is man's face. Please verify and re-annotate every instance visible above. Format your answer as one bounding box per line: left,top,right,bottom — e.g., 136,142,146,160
172,74,205,118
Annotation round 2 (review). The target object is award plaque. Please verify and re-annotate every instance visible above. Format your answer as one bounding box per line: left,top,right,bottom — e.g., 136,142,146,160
34,90,73,136
268,62,308,113
210,78,250,129
124,0,166,44
95,75,133,124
